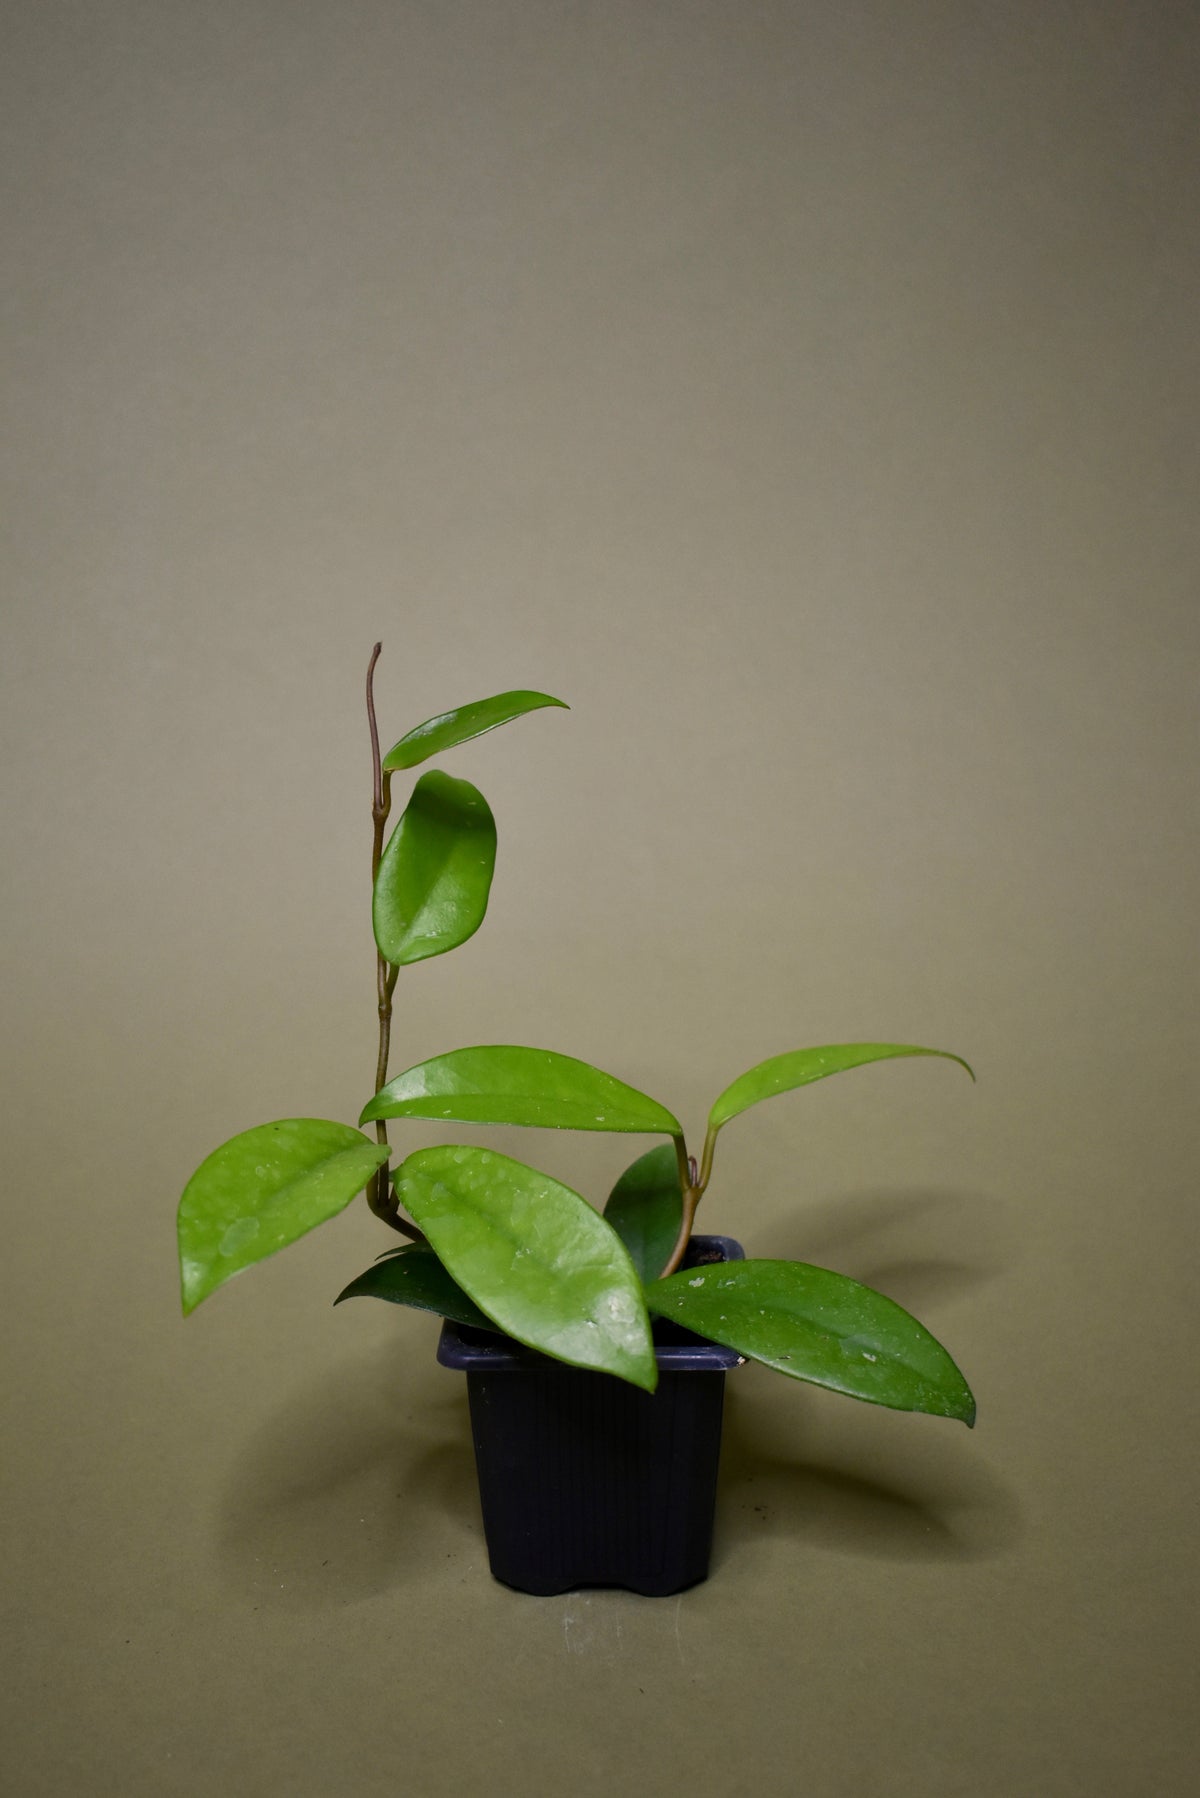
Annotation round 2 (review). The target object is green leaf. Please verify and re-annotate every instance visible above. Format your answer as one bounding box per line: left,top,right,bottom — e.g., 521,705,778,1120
393,1145,658,1392
603,1144,684,1283
178,1121,389,1315
646,1259,975,1425
372,769,496,965
334,1245,494,1330
708,1042,975,1133
382,690,568,772
361,1044,682,1136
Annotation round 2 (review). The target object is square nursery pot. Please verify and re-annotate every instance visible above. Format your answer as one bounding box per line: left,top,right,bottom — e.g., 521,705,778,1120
437,1234,744,1596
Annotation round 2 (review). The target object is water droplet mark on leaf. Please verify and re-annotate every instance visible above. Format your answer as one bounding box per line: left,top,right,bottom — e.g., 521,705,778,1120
219,1217,261,1257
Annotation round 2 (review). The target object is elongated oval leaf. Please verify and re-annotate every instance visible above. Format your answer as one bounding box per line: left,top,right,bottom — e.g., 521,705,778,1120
334,1245,494,1330
382,690,568,772
393,1145,657,1391
373,769,496,965
603,1143,684,1283
708,1042,974,1133
646,1259,975,1424
361,1044,682,1136
178,1120,389,1315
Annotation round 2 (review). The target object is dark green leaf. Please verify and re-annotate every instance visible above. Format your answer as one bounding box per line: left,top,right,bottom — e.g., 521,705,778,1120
708,1043,975,1133
382,690,568,772
178,1121,389,1315
372,769,496,965
334,1245,494,1330
603,1144,684,1283
393,1145,658,1391
361,1044,682,1136
646,1259,975,1424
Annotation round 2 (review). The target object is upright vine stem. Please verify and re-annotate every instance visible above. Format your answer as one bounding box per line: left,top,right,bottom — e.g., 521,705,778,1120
366,643,424,1242
658,1134,706,1279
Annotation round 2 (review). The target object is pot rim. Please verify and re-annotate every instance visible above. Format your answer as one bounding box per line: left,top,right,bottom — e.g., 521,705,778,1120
436,1234,745,1373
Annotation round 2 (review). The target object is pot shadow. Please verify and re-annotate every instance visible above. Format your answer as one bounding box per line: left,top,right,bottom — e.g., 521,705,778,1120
711,1184,1021,1567
213,1344,480,1611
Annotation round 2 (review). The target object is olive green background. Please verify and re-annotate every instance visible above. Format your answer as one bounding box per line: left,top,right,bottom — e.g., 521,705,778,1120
3,3,1197,1794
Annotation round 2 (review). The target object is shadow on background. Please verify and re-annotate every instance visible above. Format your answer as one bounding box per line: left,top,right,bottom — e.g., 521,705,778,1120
713,1183,1021,1566
714,1388,1021,1567
751,1184,1011,1306
214,1344,480,1611
216,1187,1018,1601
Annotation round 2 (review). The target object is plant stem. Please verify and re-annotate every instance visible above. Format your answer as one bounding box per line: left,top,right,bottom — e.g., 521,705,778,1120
696,1123,717,1196
365,643,424,1243
659,1133,701,1279
659,1186,702,1281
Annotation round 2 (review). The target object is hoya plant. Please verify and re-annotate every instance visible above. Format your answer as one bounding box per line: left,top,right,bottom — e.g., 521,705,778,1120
178,648,976,1428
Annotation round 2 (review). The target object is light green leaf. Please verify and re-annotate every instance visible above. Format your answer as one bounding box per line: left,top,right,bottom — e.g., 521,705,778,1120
334,1245,494,1330
178,1120,389,1315
372,769,496,965
603,1144,684,1283
393,1146,658,1392
382,690,568,772
361,1044,682,1136
646,1259,975,1425
708,1042,975,1133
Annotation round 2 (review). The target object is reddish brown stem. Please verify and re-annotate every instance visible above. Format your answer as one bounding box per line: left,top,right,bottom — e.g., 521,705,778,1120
657,1134,700,1279
365,644,423,1243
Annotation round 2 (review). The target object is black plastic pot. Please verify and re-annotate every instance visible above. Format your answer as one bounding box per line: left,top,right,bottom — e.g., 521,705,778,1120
437,1234,744,1596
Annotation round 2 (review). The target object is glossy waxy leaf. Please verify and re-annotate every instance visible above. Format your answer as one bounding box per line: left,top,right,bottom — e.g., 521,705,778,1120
178,1120,389,1315
361,1044,682,1136
372,769,496,965
393,1145,658,1391
603,1143,684,1283
646,1259,975,1424
334,1245,494,1330
708,1042,975,1133
382,689,568,772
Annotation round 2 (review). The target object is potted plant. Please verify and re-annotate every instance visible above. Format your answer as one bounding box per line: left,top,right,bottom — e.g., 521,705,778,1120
177,647,976,1596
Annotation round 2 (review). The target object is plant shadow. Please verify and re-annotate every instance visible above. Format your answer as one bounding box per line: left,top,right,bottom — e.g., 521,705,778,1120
752,1183,1010,1306
714,1385,1021,1567
713,1183,1021,1566
213,1344,480,1611
215,1187,1017,1600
